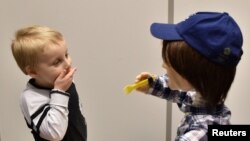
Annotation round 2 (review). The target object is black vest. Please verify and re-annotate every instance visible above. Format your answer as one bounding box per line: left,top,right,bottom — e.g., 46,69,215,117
26,82,87,141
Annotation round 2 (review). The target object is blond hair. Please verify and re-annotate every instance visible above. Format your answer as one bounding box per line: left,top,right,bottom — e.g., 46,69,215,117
11,25,64,74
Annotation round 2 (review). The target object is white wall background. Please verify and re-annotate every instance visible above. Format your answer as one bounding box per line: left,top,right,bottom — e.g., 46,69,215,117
171,0,250,140
0,0,167,141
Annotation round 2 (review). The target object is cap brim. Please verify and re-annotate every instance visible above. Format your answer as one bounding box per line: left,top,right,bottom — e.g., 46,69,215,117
150,23,183,40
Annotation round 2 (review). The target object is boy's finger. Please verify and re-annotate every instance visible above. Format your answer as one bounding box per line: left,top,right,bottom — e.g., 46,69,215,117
65,67,77,78
57,69,67,79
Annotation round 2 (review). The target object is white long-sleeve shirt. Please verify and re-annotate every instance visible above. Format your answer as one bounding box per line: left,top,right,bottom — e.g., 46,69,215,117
20,80,85,140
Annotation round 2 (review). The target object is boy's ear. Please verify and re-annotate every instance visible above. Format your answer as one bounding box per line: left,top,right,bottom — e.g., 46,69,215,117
25,66,37,78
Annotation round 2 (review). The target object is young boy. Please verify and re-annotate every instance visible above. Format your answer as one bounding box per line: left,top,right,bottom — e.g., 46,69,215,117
11,25,87,141
135,12,243,140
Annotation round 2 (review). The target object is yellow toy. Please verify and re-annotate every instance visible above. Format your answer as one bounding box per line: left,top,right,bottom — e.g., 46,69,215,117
123,76,156,95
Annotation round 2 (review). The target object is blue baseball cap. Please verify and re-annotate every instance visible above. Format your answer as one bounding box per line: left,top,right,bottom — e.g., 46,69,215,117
150,12,243,66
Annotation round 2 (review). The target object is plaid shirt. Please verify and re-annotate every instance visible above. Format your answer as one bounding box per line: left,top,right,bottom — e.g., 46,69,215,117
147,75,231,141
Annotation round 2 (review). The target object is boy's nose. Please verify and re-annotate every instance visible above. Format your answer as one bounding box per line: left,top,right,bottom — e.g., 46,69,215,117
64,58,71,69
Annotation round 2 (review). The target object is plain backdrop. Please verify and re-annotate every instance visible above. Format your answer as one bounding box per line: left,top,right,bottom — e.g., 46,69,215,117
0,0,166,141
1,0,249,141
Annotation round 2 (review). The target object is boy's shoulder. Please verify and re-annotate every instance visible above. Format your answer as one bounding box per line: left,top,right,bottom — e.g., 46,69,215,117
21,82,50,107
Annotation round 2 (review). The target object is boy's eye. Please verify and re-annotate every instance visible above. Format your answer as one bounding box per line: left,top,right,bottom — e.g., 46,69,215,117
65,53,69,58
53,59,61,65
